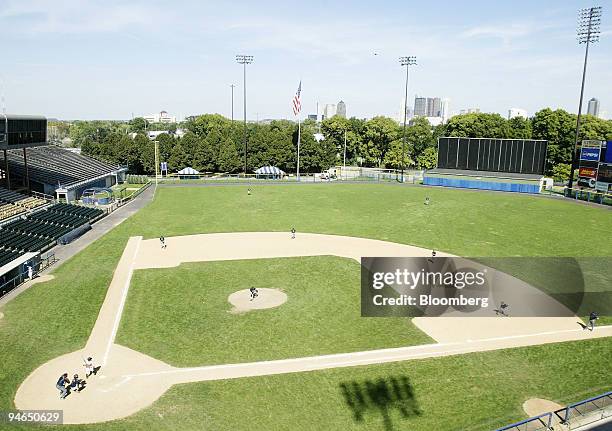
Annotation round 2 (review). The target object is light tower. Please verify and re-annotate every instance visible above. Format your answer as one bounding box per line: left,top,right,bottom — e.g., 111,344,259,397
236,55,254,175
399,56,417,183
568,6,602,191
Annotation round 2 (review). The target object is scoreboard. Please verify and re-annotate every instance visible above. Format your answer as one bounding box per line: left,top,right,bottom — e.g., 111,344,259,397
436,137,547,175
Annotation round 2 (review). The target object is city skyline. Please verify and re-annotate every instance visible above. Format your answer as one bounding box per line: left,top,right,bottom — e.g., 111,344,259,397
0,0,610,121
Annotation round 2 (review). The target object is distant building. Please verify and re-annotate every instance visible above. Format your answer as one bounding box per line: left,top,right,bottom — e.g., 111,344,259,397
508,108,528,119
587,98,600,117
413,96,448,123
427,98,441,117
143,110,176,124
414,97,427,117
337,100,346,118
459,108,480,115
441,98,450,123
307,114,318,121
324,104,337,119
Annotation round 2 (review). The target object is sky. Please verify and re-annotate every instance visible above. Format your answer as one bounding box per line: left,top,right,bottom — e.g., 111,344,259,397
0,0,610,121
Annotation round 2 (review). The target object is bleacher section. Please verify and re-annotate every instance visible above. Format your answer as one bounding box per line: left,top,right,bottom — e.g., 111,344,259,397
5,146,125,199
0,249,24,267
0,187,46,221
0,203,104,254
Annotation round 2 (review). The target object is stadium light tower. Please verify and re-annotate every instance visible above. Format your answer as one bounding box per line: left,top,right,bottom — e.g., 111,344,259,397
568,6,602,191
399,56,417,183
236,55,254,176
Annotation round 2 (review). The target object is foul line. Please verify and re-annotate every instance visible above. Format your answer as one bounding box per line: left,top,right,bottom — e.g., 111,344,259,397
123,324,612,379
102,237,142,367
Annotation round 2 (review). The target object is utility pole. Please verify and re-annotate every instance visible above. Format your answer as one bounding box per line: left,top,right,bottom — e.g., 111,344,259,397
230,84,236,122
236,55,254,176
568,6,602,191
399,56,417,183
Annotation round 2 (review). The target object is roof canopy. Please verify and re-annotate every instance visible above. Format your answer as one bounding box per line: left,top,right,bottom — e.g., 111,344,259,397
255,166,285,175
177,167,199,175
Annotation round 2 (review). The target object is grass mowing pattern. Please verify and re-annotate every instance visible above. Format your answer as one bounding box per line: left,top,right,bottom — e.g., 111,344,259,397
0,184,610,430
75,339,611,431
118,257,432,366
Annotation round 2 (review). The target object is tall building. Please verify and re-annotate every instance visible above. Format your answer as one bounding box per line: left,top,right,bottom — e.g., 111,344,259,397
414,97,427,117
508,108,528,119
336,100,346,118
426,97,441,117
324,104,337,119
441,98,450,123
587,98,600,117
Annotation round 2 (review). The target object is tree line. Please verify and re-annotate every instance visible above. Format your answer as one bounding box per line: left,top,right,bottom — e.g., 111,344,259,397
63,109,612,181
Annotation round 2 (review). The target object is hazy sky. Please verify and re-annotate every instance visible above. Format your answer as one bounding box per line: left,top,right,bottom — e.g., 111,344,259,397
0,0,610,121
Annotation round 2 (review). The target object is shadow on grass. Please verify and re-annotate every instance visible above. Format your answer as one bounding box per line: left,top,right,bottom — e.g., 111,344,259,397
339,375,421,431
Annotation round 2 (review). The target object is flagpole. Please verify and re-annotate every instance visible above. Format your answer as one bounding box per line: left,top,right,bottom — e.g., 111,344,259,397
297,117,301,182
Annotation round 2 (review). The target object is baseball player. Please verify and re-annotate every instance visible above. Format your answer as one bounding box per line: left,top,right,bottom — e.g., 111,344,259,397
291,227,296,239
83,356,95,378
249,287,259,301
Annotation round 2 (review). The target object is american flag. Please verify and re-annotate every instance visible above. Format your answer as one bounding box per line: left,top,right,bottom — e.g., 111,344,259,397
292,81,302,116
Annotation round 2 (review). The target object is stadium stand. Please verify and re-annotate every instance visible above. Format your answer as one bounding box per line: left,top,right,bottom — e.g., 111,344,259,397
0,203,103,254
4,145,126,202
0,187,47,222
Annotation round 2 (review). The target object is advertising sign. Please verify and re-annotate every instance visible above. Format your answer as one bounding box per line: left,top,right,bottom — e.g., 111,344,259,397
579,167,598,179
580,147,600,162
581,140,602,148
606,141,612,163
595,181,610,193
160,162,168,172
597,164,612,183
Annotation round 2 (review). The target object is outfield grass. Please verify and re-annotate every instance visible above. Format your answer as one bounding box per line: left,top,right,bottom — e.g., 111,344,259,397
0,183,610,430
118,257,431,366
133,184,611,257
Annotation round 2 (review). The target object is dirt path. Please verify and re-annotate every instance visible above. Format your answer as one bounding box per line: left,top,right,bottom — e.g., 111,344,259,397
14,232,612,424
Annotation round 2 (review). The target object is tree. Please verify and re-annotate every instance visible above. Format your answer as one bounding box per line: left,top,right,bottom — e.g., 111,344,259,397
445,113,510,138
168,141,189,170
416,147,438,169
383,140,414,169
361,116,400,167
531,108,576,170
217,138,241,172
129,117,148,133
508,116,532,139
551,163,571,183
406,117,435,158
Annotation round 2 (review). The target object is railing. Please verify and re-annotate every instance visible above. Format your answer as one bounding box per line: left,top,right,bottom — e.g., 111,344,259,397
555,391,612,428
496,391,612,431
563,187,612,206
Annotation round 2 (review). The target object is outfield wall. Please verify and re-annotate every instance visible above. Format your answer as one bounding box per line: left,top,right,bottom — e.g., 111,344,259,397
423,175,541,194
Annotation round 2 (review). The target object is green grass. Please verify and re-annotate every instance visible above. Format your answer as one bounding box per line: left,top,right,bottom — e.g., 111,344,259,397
0,183,610,430
72,339,612,431
133,184,611,257
117,257,431,366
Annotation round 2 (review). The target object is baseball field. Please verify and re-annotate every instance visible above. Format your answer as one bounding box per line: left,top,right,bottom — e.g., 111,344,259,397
1,183,611,430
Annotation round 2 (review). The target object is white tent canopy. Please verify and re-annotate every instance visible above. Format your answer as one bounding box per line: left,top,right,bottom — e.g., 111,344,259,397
254,166,285,176
177,167,200,175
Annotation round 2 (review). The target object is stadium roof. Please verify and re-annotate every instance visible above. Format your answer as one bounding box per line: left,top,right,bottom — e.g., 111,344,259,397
3,145,125,190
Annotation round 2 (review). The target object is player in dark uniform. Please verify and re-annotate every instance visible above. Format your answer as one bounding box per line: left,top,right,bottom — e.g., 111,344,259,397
249,287,259,301
291,227,296,239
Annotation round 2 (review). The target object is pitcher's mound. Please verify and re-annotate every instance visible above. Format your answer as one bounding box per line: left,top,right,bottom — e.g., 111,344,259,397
523,398,563,417
228,288,287,313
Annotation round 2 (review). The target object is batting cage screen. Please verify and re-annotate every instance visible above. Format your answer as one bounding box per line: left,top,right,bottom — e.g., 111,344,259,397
437,137,547,175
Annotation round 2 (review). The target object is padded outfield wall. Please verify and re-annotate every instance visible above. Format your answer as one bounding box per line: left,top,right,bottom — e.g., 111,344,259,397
424,137,548,194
